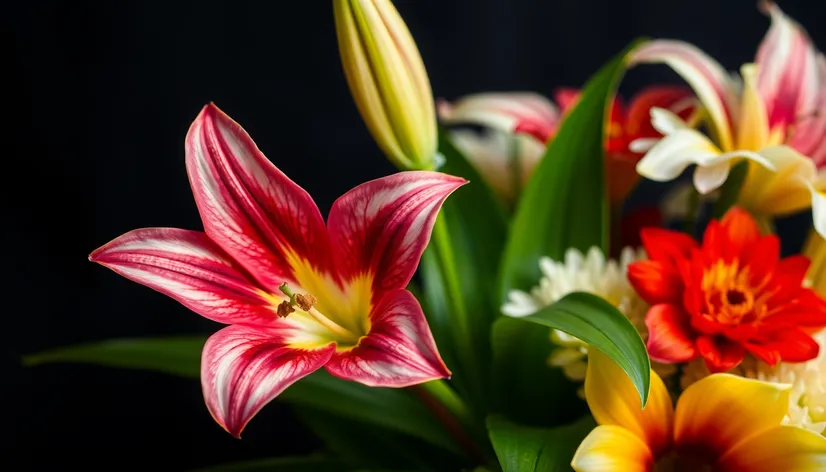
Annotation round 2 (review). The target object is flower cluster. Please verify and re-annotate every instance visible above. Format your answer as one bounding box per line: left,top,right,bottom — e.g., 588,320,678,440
39,0,826,471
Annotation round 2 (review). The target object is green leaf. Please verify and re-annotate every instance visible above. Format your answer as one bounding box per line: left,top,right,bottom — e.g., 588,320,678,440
421,131,509,413
490,317,584,426
24,337,462,455
487,415,596,472
22,336,205,377
499,41,644,298
191,455,354,472
514,292,650,406
711,160,749,219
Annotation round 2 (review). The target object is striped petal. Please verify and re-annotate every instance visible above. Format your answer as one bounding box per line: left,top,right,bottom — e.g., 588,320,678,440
437,92,560,142
584,349,673,456
571,425,654,472
327,171,465,294
324,289,450,387
718,425,826,471
674,374,791,460
185,103,334,292
755,1,821,132
630,40,738,151
201,324,335,438
89,228,276,326
788,54,826,167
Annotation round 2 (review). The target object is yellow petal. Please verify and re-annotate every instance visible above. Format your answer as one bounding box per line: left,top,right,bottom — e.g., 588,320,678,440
674,374,791,459
718,425,826,471
737,145,816,216
735,64,770,151
802,229,826,296
571,425,654,472
808,174,826,239
584,349,673,455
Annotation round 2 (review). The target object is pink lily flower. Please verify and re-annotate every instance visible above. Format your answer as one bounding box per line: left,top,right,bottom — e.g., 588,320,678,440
89,103,461,437
631,1,826,235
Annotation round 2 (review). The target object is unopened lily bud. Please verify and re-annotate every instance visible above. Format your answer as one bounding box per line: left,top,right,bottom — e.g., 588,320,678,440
334,0,438,170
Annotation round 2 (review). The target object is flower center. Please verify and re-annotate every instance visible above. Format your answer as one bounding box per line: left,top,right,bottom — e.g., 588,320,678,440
654,451,714,472
277,283,362,346
701,260,767,325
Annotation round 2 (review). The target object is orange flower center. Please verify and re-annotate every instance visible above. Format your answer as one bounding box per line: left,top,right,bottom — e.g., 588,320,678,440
654,451,713,472
701,260,768,325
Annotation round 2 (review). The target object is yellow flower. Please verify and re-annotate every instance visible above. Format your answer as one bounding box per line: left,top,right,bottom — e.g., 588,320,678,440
334,0,438,170
572,350,826,471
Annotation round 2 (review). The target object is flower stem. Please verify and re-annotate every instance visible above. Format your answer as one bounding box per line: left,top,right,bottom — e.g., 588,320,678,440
411,381,493,466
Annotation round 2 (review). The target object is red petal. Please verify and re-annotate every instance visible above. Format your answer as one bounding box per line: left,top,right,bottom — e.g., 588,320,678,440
625,86,694,141
697,336,745,373
748,329,820,364
325,289,451,387
719,207,761,255
201,324,335,438
743,235,780,283
640,227,698,269
628,260,685,305
765,290,826,328
553,87,581,113
327,172,465,294
766,255,811,305
90,228,276,325
185,104,334,291
645,304,698,363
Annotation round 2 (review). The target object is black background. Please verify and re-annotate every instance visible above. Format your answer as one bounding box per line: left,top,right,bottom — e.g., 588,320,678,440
7,0,826,469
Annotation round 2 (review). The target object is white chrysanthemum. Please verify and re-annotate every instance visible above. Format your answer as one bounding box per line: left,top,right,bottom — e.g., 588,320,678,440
681,330,826,435
501,246,672,382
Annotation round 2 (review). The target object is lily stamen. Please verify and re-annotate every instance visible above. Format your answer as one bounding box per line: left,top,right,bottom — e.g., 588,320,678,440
278,283,357,342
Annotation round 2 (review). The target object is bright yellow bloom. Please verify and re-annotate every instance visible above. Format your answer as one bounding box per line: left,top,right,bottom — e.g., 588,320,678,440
334,0,438,170
571,350,826,471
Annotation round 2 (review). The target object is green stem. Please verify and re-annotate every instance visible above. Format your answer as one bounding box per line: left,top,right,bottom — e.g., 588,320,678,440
419,380,474,427
682,188,700,235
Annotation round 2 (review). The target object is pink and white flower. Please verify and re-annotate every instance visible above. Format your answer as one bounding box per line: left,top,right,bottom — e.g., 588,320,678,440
90,103,461,437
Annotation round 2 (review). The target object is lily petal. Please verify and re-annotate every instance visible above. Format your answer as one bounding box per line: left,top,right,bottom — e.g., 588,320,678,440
201,324,335,438
584,349,673,455
674,374,791,459
327,171,465,294
89,228,276,325
185,103,333,291
739,145,816,216
630,40,738,150
437,92,560,142
809,175,826,238
625,86,694,141
324,289,450,387
788,54,826,166
718,424,826,471
570,425,654,472
735,64,770,150
755,1,821,131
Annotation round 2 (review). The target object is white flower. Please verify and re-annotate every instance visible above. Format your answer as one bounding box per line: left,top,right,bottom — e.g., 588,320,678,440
501,246,673,382
681,330,826,435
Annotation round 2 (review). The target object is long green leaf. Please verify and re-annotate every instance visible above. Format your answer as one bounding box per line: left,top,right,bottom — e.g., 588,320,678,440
421,132,508,413
191,455,353,472
490,317,584,426
23,337,461,455
487,416,596,472
514,292,650,406
499,41,644,298
23,336,204,377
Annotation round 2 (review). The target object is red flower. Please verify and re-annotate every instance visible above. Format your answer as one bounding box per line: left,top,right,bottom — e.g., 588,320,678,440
628,207,826,373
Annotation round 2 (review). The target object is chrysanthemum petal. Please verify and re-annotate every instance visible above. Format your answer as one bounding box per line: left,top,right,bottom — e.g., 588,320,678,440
325,289,450,387
201,324,335,438
327,171,465,294
718,424,826,471
570,425,654,472
674,374,791,460
645,304,698,364
185,103,333,291
696,335,745,373
89,228,276,326
584,349,673,455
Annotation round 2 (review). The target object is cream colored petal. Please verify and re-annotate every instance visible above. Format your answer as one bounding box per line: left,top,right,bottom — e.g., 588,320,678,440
674,374,791,459
650,107,689,135
571,425,654,472
808,179,826,238
738,145,817,216
735,64,770,150
718,425,826,471
585,350,673,455
693,162,730,195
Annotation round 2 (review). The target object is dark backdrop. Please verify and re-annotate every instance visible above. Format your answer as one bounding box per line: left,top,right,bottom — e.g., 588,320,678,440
7,0,825,469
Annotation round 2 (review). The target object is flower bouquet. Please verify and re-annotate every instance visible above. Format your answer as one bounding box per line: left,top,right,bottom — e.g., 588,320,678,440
27,1,826,470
